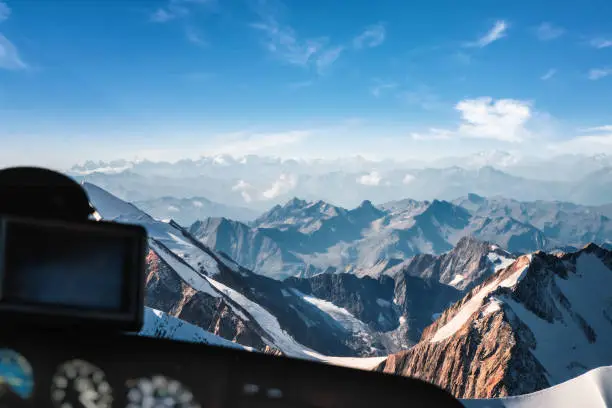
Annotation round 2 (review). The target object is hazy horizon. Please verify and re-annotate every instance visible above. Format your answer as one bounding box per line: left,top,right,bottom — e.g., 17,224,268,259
1,1,612,168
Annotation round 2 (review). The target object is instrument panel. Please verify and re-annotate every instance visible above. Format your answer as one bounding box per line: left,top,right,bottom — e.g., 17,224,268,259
0,328,464,408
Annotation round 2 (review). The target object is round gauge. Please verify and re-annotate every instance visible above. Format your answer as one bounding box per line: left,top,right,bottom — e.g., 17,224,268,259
50,359,112,408
125,375,200,408
0,349,34,400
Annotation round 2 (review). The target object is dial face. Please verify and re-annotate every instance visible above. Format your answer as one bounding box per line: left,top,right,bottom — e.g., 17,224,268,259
0,349,34,400
50,359,112,408
125,375,200,408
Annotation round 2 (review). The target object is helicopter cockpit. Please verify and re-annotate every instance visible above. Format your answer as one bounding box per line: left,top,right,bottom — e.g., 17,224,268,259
0,167,463,408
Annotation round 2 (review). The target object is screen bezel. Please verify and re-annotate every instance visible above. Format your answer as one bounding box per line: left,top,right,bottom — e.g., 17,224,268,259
0,216,147,331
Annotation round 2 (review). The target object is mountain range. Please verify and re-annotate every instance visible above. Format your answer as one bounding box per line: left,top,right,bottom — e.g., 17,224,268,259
189,194,612,280
84,182,612,402
69,153,612,210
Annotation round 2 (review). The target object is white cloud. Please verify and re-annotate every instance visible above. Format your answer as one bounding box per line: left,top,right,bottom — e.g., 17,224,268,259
0,34,27,70
588,68,612,80
232,180,255,203
0,1,10,22
465,20,508,48
535,22,564,41
589,38,612,49
402,174,415,184
262,173,298,199
456,98,531,142
541,68,557,80
414,97,533,143
357,171,382,186
353,23,386,49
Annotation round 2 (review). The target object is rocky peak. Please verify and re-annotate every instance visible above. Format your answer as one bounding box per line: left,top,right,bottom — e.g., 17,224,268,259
377,246,612,399
418,199,471,227
467,192,486,204
348,199,385,223
285,197,309,209
394,236,515,292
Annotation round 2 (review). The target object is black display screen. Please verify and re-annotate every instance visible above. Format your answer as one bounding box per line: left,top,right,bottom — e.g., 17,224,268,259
1,220,130,311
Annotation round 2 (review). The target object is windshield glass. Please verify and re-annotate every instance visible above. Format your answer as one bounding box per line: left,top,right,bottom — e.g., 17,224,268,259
3,0,612,405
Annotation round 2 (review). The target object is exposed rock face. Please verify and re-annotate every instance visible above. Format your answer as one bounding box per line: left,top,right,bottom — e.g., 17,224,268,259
146,240,386,357
377,244,612,399
145,250,266,350
392,275,461,346
284,273,399,331
263,346,284,356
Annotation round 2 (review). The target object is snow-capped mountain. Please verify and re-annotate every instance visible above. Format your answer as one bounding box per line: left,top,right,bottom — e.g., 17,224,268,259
377,244,612,399
384,236,515,291
192,195,612,280
85,183,396,358
68,154,612,210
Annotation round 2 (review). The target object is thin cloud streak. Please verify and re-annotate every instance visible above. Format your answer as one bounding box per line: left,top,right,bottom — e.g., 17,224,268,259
0,34,27,70
370,81,397,98
590,38,612,49
315,46,344,74
250,19,327,67
185,26,207,46
465,20,508,48
353,23,386,49
588,68,612,80
541,69,557,81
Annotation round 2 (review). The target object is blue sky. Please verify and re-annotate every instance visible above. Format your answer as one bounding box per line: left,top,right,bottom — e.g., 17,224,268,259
1,0,612,168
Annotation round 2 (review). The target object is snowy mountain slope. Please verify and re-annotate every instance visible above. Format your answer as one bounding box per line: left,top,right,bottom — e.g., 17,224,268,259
462,365,612,408
84,182,223,277
139,306,252,351
86,182,392,357
284,272,399,332
377,244,612,399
